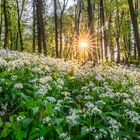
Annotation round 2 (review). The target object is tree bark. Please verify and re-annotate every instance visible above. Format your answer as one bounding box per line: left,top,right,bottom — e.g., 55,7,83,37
3,0,8,49
87,0,96,61
36,0,42,53
33,0,36,52
128,0,140,63
59,0,68,58
16,0,23,51
36,0,47,54
100,0,108,62
54,0,59,57
0,0,3,44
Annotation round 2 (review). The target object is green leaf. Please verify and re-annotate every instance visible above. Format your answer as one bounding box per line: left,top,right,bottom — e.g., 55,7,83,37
55,118,63,125
119,130,130,138
29,129,39,140
39,127,49,136
55,126,63,135
0,128,11,138
0,117,3,127
104,111,122,117
14,126,27,140
81,126,89,137
45,102,53,115
22,118,32,129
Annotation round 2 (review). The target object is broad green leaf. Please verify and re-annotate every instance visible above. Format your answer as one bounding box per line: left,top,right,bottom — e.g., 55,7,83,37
55,126,63,135
22,118,33,129
81,126,89,137
104,111,122,117
39,127,49,136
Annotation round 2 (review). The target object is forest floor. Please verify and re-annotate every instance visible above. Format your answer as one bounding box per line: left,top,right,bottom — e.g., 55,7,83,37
0,49,140,140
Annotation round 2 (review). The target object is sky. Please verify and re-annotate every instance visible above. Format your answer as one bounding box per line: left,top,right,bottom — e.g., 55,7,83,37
67,0,75,7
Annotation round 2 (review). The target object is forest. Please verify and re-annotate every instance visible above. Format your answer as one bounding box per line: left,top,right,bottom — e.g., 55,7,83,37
0,0,140,139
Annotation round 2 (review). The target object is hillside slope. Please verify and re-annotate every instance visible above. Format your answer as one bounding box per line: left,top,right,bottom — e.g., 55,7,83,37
0,50,140,140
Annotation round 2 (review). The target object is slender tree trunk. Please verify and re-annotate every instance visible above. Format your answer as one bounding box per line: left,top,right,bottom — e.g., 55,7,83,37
128,0,140,63
32,0,36,52
74,0,83,59
16,0,23,51
3,0,8,49
54,0,59,57
116,0,121,63
16,32,18,50
59,15,63,58
58,0,68,58
108,13,114,62
0,0,3,44
10,33,13,49
99,0,103,62
133,0,138,60
97,16,100,62
128,33,131,61
36,0,42,53
124,38,128,64
87,0,96,61
36,0,47,54
100,0,108,62
40,12,47,54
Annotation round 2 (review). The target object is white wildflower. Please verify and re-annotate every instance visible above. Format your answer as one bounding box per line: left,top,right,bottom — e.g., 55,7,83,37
16,116,25,122
66,114,79,125
46,97,56,103
107,117,121,132
43,116,51,124
14,83,23,89
85,102,94,109
61,91,70,96
57,78,64,85
39,76,53,84
59,133,70,140
35,137,45,140
84,95,94,100
91,106,102,114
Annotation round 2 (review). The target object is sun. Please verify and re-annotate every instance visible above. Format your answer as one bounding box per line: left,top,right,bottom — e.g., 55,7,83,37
72,31,97,60
79,40,88,49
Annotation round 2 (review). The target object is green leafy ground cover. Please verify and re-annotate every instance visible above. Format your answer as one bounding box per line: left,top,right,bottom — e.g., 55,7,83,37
0,49,140,140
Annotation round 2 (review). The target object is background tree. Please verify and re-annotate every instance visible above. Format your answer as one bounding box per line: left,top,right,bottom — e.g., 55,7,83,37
128,0,140,63
0,0,140,64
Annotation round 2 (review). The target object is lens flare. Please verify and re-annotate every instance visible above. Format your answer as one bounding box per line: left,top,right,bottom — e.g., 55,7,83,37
71,31,98,60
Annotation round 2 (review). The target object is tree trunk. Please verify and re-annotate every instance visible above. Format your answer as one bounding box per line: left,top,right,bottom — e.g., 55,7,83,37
3,0,8,49
87,0,96,61
74,0,83,59
54,0,59,57
108,13,114,62
59,0,68,58
15,32,18,50
99,0,103,62
100,0,108,62
59,16,63,58
39,0,47,54
32,0,36,52
133,0,138,60
36,0,47,54
0,0,3,44
10,33,13,49
36,0,42,53
16,0,23,51
128,0,140,63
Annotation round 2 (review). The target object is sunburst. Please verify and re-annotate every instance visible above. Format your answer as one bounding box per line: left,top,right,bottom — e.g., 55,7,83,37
72,31,98,61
